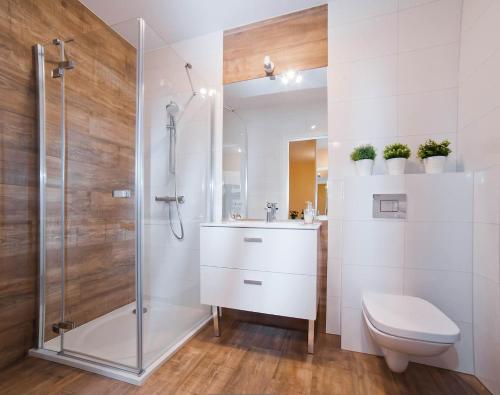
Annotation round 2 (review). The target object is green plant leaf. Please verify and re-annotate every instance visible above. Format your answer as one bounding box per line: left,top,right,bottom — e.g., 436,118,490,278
383,143,411,160
417,139,451,160
350,144,376,161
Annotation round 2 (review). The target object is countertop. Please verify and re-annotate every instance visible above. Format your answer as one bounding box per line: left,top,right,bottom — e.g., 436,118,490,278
200,220,322,230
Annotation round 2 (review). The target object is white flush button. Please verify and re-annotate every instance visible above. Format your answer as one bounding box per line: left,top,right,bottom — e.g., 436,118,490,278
380,200,398,212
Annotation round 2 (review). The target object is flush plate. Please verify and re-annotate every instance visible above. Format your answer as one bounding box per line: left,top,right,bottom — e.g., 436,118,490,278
373,194,406,219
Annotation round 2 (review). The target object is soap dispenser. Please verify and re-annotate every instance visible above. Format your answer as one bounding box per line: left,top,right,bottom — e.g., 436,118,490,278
304,201,315,224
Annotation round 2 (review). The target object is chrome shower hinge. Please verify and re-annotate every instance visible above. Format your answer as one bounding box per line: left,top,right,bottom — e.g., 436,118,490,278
52,321,75,334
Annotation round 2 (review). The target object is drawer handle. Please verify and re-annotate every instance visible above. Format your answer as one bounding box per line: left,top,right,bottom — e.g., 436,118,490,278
243,279,262,286
244,237,262,243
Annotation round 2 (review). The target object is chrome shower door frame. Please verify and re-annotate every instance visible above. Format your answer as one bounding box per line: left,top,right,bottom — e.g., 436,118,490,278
34,43,46,350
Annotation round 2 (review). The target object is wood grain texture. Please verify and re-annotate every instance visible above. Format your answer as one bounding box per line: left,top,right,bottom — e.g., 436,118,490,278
0,317,489,395
223,5,328,84
0,0,136,367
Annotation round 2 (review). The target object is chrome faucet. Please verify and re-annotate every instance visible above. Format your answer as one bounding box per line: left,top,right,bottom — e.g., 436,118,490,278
266,202,278,222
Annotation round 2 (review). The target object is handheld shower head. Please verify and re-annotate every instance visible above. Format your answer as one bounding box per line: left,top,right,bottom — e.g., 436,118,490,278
166,101,179,117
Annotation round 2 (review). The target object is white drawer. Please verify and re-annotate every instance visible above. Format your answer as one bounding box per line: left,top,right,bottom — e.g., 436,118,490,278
200,226,317,275
200,266,317,320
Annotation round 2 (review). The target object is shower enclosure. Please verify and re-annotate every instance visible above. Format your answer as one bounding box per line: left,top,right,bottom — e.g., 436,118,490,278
30,18,213,384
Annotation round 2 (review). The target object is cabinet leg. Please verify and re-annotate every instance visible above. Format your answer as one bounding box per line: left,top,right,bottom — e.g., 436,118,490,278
308,320,315,354
212,305,220,337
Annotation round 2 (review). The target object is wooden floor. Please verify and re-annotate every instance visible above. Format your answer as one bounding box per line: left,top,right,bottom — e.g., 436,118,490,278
0,317,489,395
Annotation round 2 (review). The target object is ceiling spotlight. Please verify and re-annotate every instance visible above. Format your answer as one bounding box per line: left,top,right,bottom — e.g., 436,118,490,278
237,148,242,153
310,124,316,130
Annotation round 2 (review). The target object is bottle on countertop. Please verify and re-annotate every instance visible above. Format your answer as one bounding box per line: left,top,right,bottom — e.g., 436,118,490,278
303,201,315,224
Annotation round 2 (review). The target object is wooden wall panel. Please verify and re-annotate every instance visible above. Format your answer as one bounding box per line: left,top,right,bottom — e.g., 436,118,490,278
0,0,136,368
223,5,328,84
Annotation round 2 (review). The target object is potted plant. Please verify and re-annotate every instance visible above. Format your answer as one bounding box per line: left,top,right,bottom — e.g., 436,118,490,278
417,139,451,174
351,144,376,176
383,143,411,175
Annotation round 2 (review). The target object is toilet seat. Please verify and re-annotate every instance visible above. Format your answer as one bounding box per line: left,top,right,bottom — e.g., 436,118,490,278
362,293,460,344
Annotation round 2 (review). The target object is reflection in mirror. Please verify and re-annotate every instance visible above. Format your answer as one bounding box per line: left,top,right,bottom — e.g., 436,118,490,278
223,67,327,220
222,106,247,219
288,137,328,220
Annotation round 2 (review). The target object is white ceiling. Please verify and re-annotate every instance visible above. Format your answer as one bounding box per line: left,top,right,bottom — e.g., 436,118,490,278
81,0,327,44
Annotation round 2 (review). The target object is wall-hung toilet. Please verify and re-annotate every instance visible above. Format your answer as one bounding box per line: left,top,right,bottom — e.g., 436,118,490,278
362,293,460,373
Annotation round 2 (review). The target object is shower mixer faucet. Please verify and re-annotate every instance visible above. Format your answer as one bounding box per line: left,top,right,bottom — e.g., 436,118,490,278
155,195,185,204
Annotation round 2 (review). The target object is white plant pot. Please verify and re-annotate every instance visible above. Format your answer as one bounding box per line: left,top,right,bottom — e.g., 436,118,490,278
386,158,407,175
355,159,374,176
423,156,447,174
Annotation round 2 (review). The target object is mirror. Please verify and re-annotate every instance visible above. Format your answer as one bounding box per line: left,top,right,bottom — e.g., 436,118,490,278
223,67,327,220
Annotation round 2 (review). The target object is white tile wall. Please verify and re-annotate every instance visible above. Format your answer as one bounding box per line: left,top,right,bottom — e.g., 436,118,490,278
405,222,472,272
328,0,398,27
330,13,398,63
397,43,460,94
340,306,382,355
398,0,439,10
459,0,500,391
331,55,398,101
342,175,405,220
330,97,398,141
342,265,403,308
397,89,458,136
327,2,466,362
336,174,473,373
343,221,405,267
404,269,473,323
326,296,341,334
405,173,473,222
460,0,494,31
412,321,475,373
398,0,462,52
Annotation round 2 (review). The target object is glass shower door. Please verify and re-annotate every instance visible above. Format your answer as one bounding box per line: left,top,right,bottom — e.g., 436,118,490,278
36,18,143,373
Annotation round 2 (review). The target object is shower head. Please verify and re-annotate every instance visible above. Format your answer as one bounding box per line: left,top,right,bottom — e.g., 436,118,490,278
166,101,179,117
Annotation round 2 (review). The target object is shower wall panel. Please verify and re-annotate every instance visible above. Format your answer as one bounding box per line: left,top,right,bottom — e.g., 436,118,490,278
142,45,212,367
0,0,135,368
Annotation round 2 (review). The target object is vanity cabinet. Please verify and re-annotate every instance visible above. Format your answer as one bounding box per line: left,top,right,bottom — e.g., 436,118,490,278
200,222,321,353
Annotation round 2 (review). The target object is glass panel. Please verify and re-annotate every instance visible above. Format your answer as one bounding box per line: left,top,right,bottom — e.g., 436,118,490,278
39,18,140,369
222,108,247,219
42,40,64,352
141,25,212,368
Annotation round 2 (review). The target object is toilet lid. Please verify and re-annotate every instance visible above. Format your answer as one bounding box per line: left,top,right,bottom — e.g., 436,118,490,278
362,293,460,344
